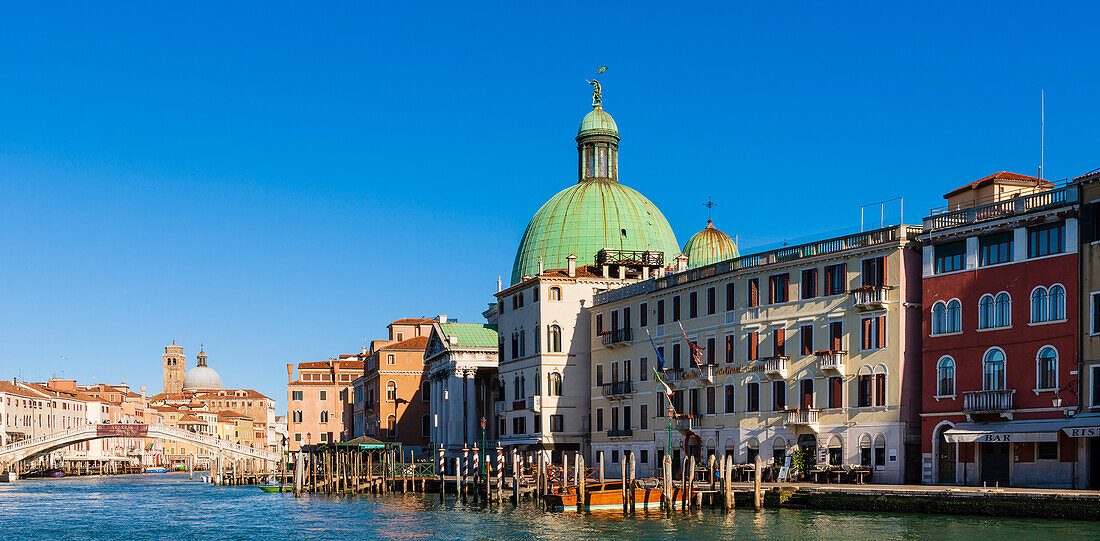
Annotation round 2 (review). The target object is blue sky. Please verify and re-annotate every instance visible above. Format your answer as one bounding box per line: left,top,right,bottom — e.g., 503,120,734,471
2,2,1098,401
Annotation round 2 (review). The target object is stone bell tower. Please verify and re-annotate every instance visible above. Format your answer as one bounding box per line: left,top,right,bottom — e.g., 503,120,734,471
163,340,185,394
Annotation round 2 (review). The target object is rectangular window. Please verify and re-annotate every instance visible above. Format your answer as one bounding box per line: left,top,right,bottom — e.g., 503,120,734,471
747,382,759,412
772,381,786,410
499,418,506,436
657,393,667,417
595,313,604,335
858,375,872,407
829,321,843,351
861,256,885,287
550,414,564,432
748,278,759,307
747,331,759,360
1037,441,1059,460
640,303,648,327
673,295,682,322
611,310,619,331
292,391,303,401
640,357,648,381
319,390,327,401
595,408,604,432
689,291,698,318
623,405,631,429
640,404,648,430
1092,366,1100,408
979,231,1014,266
596,365,604,386
828,376,842,408
725,282,736,311
725,335,735,363
773,327,785,357
824,263,847,295
934,241,966,273
706,337,715,364
769,273,789,304
533,414,541,433
706,386,716,415
800,324,813,355
861,315,886,350
387,354,396,365
706,287,716,315
1028,221,1066,258
641,449,649,464
801,268,818,299
724,385,735,413
657,299,665,325
672,343,681,370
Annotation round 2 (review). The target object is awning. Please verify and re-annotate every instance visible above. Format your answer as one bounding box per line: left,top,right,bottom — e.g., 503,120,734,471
943,419,1069,443
1062,414,1100,437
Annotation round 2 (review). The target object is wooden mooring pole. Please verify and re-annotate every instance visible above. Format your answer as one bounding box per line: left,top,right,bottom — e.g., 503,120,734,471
753,454,763,511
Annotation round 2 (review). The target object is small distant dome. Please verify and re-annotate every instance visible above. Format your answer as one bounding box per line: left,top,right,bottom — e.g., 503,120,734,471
578,105,619,139
183,349,222,391
683,219,739,268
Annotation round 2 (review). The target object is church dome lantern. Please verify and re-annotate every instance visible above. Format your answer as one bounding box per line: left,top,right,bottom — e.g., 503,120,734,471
182,346,222,391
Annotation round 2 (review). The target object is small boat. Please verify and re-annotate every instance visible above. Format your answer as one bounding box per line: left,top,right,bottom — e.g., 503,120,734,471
544,482,664,511
144,467,169,474
259,485,294,493
23,468,65,479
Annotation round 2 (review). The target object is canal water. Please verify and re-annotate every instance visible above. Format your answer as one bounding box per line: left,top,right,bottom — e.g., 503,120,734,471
2,473,1099,540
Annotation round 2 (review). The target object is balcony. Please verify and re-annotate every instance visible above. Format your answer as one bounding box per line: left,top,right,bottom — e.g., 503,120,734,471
600,328,634,348
785,409,820,431
762,356,789,379
698,364,716,384
851,286,888,310
673,415,698,431
816,350,847,373
607,429,634,438
923,185,1075,233
526,396,541,412
601,380,633,398
963,389,1014,413
493,401,507,414
512,399,526,411
662,368,683,382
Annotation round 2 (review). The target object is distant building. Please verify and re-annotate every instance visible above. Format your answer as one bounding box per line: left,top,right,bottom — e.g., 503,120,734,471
354,318,434,454
425,315,499,460
286,358,362,451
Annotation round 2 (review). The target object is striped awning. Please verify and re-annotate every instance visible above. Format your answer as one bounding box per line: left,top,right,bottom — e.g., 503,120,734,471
943,419,1069,443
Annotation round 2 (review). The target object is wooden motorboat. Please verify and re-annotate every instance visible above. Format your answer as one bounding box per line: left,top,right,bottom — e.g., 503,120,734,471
259,485,294,493
544,482,664,511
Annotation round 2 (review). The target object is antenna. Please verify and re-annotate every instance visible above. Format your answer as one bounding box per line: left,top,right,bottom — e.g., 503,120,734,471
1040,89,1045,180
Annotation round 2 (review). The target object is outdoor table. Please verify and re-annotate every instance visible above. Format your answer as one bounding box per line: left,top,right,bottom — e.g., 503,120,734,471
851,468,872,484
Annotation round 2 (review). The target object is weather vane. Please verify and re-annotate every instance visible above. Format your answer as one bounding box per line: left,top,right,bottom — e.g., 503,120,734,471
586,65,608,106
703,197,717,220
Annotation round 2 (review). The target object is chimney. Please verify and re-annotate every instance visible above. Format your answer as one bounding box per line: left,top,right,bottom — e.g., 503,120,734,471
642,266,650,280
140,386,146,398
497,276,502,292
675,253,689,272
538,256,544,275
438,314,448,324
287,364,294,383
361,346,367,354
617,265,626,280
567,254,576,277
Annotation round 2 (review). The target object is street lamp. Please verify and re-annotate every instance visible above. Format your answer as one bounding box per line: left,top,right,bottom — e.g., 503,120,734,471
1052,380,1079,413
393,397,408,441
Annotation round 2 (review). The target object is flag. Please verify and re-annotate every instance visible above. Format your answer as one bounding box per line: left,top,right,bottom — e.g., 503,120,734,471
678,321,705,366
645,328,665,371
653,368,678,417
598,66,608,74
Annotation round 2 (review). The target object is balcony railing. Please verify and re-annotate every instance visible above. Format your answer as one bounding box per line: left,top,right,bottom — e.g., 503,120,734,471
601,381,633,398
607,429,634,438
763,356,789,378
526,396,541,412
673,416,698,431
963,389,1015,413
600,328,634,347
924,185,1075,232
816,350,847,373
851,286,888,310
512,399,526,411
785,409,820,427
493,401,507,414
662,368,683,382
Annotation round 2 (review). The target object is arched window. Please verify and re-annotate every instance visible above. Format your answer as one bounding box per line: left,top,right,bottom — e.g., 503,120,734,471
983,349,1006,390
386,381,397,401
549,286,562,301
745,437,760,463
421,381,430,402
1049,285,1065,321
387,415,396,437
1037,346,1058,390
873,434,887,468
946,299,962,333
548,324,562,352
873,365,887,406
995,292,1011,327
548,372,563,396
498,378,506,401
320,410,329,423
827,436,843,466
931,302,947,335
937,356,955,396
520,375,526,397
534,373,541,396
772,436,787,466
978,295,995,329
514,376,520,399
859,434,872,467
1031,287,1049,323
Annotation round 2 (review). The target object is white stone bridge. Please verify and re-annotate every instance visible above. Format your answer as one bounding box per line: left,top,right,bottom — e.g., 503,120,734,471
0,424,279,468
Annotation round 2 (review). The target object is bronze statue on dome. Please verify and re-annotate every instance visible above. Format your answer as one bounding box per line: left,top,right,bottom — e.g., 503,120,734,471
586,78,602,106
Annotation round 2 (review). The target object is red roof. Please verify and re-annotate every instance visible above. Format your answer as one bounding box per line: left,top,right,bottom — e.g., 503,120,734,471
378,336,429,351
391,318,436,325
944,171,1049,198
0,381,42,399
298,360,365,370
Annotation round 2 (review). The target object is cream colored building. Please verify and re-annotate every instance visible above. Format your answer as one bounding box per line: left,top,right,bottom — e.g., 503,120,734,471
590,225,924,483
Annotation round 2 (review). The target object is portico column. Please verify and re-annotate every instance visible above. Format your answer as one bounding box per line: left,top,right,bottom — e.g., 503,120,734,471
448,370,463,449
465,370,477,445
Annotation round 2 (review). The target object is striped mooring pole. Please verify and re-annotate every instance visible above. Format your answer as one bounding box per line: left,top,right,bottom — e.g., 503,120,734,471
496,443,504,504
438,444,445,502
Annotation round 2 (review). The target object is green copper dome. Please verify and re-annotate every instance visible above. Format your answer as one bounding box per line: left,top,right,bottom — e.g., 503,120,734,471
511,179,680,284
578,106,619,138
683,219,739,268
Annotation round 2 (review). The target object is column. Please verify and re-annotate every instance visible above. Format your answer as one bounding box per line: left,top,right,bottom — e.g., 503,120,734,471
448,370,463,449
465,370,477,445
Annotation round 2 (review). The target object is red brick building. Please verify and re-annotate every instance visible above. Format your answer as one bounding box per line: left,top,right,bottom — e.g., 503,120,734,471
919,172,1082,487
